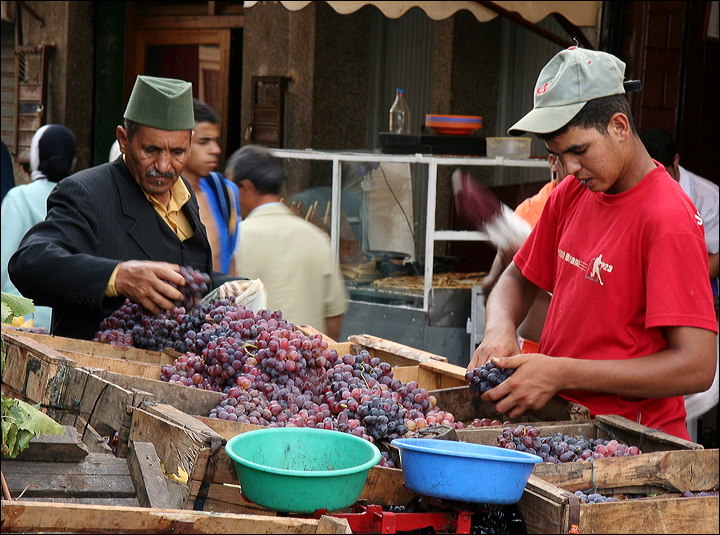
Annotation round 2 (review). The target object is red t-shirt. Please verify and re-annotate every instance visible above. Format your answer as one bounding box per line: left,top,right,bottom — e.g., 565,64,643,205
514,164,718,440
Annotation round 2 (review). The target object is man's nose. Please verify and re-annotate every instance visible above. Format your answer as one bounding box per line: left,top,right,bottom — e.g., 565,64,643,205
155,152,172,173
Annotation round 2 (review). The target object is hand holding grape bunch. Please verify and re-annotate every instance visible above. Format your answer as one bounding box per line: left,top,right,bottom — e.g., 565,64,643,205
465,360,515,395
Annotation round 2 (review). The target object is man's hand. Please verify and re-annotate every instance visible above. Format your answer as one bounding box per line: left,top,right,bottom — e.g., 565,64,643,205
467,324,521,371
114,261,185,314
479,354,562,419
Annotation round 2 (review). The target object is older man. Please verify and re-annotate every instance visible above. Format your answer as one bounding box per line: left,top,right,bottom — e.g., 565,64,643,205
9,75,237,340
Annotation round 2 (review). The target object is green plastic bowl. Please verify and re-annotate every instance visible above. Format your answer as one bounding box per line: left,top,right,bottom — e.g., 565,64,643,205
225,427,381,513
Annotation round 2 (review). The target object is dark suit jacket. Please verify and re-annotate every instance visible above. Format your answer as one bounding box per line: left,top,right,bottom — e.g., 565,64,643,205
9,158,236,340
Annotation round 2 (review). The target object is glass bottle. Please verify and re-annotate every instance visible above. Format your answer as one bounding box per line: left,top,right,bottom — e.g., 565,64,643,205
389,89,411,134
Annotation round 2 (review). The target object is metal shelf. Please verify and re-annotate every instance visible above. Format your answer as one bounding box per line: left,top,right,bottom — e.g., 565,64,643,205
268,149,549,312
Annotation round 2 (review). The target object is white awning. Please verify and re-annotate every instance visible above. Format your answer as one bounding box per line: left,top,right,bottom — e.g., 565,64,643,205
243,1,602,28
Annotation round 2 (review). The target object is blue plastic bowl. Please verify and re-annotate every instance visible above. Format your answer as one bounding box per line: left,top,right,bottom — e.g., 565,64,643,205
391,438,541,504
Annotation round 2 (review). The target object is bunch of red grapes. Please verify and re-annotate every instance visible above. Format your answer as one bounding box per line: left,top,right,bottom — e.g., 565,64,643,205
465,361,515,394
93,266,211,351
496,424,643,463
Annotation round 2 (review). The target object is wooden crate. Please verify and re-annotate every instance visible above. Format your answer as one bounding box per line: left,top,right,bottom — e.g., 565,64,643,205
1,328,590,515
519,449,719,534
2,424,174,510
1,328,589,427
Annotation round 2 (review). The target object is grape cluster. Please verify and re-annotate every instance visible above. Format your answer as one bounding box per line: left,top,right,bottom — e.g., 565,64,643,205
93,266,212,350
172,266,211,309
467,418,511,428
496,424,642,463
573,490,617,503
465,361,514,394
681,490,719,498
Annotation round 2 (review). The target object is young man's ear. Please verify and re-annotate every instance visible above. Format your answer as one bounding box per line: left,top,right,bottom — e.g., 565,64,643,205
608,113,631,141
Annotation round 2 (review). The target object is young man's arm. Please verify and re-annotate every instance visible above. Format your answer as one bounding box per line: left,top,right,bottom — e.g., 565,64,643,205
468,262,539,371
480,325,717,420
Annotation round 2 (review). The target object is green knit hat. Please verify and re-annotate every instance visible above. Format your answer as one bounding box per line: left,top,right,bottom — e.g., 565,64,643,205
123,75,195,131
508,47,626,136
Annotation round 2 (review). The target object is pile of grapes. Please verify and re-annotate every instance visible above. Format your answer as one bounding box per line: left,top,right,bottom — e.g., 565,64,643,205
465,361,514,395
93,278,460,450
497,424,643,463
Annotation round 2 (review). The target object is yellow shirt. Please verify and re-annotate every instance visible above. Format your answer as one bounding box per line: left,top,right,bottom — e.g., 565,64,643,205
105,178,194,297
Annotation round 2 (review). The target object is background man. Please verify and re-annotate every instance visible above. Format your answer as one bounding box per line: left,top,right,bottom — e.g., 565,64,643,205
228,144,348,341
183,99,240,275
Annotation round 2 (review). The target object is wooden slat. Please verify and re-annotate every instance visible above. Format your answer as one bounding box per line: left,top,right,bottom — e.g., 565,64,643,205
347,334,448,364
532,449,719,493
3,453,136,499
1,333,72,407
576,494,718,534
1,327,174,365
520,449,719,534
127,442,174,509
129,406,211,484
0,500,353,534
90,369,221,417
594,414,704,452
59,414,114,455
13,425,89,462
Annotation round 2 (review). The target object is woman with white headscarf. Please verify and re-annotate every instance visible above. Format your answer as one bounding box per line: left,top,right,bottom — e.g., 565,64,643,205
1,124,76,330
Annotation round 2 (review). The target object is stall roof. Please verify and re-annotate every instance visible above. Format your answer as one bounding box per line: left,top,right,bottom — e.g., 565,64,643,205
243,1,602,27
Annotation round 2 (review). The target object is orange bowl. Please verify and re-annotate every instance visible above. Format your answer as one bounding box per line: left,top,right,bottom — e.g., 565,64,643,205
426,114,482,136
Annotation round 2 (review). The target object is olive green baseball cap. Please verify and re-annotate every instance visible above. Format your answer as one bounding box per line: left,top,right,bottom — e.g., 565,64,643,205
123,75,195,131
508,47,627,136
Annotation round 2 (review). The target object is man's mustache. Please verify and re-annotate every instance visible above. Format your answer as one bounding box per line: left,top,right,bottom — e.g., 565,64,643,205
146,170,175,179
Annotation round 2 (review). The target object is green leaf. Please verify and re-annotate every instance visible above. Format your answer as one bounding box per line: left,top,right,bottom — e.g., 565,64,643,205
2,396,62,458
1,301,12,324
1,292,35,323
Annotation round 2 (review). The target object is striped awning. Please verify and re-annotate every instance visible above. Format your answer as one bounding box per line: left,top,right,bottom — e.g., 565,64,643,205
243,1,602,28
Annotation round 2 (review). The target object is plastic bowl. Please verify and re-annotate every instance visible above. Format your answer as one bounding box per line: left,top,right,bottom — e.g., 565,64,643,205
426,114,482,136
391,438,541,504
225,427,381,513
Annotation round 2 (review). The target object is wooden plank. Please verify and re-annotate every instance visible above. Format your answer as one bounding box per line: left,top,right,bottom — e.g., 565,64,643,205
2,453,136,499
127,442,174,509
347,334,448,364
430,385,590,423
129,406,213,485
0,500,353,534
59,414,114,455
12,425,89,462
15,497,140,507
55,350,165,380
576,494,718,534
57,367,135,433
1,332,72,407
532,449,719,493
90,369,222,417
1,326,174,365
594,414,704,452
520,449,720,534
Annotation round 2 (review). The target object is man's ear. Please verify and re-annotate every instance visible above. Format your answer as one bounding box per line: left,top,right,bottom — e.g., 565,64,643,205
608,113,631,141
116,125,128,153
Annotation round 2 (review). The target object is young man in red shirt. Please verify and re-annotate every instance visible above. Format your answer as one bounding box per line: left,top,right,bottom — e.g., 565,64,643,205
467,47,717,440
